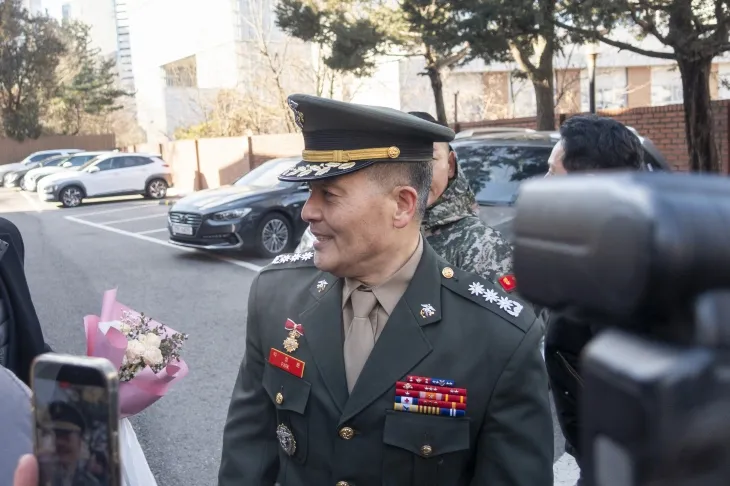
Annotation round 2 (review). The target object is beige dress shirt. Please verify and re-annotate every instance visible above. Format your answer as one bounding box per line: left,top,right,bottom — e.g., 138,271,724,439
341,236,423,387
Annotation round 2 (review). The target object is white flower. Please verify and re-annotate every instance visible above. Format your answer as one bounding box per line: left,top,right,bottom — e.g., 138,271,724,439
120,323,132,335
141,333,161,349
125,339,146,362
142,346,164,366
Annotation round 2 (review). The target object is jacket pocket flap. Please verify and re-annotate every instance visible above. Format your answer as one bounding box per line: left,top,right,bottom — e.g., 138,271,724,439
262,363,311,414
383,410,470,457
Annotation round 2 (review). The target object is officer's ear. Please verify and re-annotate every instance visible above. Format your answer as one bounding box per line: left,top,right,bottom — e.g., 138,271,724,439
392,185,418,229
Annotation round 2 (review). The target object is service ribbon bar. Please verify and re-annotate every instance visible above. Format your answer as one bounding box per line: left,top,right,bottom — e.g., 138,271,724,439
396,388,467,404
394,402,466,417
396,396,466,410
396,381,467,396
406,375,456,387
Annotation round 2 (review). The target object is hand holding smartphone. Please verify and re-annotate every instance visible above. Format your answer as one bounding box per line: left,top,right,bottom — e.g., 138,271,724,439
31,354,121,486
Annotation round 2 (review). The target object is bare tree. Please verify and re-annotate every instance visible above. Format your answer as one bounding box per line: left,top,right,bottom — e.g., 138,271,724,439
240,0,302,133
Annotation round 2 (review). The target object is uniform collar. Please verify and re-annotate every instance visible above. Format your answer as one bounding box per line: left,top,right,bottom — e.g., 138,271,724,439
342,235,423,315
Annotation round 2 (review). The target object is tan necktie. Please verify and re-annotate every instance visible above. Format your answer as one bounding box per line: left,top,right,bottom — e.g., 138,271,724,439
344,288,378,392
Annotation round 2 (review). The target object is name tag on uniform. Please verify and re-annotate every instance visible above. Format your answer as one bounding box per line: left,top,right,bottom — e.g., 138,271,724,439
269,348,305,378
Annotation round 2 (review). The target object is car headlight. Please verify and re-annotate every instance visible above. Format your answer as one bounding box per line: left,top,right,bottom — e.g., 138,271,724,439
212,208,252,221
43,185,55,193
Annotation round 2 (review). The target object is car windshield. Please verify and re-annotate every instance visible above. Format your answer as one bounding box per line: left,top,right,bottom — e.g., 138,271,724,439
67,154,99,167
454,143,554,205
78,155,106,171
41,155,73,167
233,159,298,188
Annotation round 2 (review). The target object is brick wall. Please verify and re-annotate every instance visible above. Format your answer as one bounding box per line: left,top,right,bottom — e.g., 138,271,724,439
454,100,730,173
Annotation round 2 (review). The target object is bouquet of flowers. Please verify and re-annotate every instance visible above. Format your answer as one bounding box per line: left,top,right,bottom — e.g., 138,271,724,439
85,289,189,486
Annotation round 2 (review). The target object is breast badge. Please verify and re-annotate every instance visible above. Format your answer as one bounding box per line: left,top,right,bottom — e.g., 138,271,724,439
283,318,304,353
276,424,297,456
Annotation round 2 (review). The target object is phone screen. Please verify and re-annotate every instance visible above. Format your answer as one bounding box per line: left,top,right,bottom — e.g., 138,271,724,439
33,364,116,486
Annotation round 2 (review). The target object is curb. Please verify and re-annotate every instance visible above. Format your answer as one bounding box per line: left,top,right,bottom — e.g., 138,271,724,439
159,199,179,206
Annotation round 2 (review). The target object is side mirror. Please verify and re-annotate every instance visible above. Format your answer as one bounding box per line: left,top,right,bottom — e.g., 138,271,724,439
88,166,100,174
62,162,72,168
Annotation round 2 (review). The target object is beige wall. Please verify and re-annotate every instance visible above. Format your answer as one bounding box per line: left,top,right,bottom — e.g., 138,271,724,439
0,134,116,166
555,69,582,113
627,67,652,108
124,133,304,192
711,63,720,99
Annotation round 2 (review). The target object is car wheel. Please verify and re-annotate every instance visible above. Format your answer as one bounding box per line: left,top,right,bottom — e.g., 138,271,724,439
145,179,168,199
256,213,292,258
60,186,83,208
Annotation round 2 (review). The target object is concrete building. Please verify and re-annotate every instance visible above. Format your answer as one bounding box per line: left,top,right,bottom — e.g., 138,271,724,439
396,32,730,123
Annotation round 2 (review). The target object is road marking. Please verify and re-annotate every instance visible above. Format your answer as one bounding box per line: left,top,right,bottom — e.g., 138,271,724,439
98,213,167,225
19,190,45,213
65,216,263,272
136,228,168,235
71,203,160,218
553,452,580,486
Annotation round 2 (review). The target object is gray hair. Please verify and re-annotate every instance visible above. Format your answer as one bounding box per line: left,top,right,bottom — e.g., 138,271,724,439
366,161,433,220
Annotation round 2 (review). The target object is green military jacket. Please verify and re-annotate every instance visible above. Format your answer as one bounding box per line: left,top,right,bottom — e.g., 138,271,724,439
218,242,553,486
422,165,514,284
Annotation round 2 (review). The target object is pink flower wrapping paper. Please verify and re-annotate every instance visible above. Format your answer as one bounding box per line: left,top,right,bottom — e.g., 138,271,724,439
84,289,189,418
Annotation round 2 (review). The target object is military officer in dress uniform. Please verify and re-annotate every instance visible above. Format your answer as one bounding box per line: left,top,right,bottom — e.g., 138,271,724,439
218,95,553,486
44,401,100,486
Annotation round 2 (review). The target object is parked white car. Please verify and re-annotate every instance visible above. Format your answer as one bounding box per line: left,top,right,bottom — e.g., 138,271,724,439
0,149,82,187
23,151,109,192
38,152,173,208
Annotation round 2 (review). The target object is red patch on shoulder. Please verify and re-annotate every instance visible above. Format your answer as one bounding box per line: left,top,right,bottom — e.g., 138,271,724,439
498,275,516,292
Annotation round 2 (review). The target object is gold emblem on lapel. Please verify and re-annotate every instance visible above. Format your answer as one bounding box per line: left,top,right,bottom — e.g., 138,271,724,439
420,304,436,318
442,267,454,279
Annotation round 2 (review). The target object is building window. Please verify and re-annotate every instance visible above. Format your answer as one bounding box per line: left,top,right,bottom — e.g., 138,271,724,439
651,65,683,106
162,56,197,88
580,67,628,111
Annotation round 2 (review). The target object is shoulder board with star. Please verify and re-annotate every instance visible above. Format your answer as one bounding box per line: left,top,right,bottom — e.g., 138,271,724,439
260,252,317,272
438,262,535,333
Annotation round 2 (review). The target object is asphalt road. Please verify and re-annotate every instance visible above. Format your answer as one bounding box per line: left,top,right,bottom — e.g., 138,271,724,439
0,187,578,486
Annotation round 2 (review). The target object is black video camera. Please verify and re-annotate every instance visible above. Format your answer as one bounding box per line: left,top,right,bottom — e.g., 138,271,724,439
512,173,730,486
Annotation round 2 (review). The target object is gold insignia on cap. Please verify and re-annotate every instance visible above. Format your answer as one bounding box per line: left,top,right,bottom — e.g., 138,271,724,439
442,267,454,279
301,146,401,164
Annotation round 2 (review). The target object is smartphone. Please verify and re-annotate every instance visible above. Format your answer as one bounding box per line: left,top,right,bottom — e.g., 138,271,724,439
31,354,121,486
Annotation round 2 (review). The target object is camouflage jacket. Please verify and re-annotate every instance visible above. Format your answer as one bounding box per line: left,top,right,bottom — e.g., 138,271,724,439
422,166,514,283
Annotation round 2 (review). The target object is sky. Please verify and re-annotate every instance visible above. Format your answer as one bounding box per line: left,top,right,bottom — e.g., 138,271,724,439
40,0,64,20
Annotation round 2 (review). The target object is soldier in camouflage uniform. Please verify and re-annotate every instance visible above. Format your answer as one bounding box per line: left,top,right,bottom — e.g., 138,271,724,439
296,111,513,284
420,138,513,283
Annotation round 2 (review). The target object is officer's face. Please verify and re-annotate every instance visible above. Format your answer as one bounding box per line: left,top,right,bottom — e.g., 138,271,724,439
302,168,417,278
428,142,456,207
546,140,567,176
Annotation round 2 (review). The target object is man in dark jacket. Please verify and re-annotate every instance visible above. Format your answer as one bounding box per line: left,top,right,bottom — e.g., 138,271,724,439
544,115,645,480
0,217,50,385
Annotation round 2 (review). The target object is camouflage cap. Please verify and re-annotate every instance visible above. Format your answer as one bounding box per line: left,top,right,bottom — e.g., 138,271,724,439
279,95,455,182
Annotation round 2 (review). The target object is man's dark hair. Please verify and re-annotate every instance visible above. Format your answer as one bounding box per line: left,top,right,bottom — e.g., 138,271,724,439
560,115,644,172
367,161,433,220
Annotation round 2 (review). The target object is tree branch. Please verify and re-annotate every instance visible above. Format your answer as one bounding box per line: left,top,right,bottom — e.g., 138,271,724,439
626,2,668,44
509,42,537,74
430,44,469,71
553,20,676,59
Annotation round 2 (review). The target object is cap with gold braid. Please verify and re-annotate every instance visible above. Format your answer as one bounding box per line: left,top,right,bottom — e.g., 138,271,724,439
279,94,455,182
